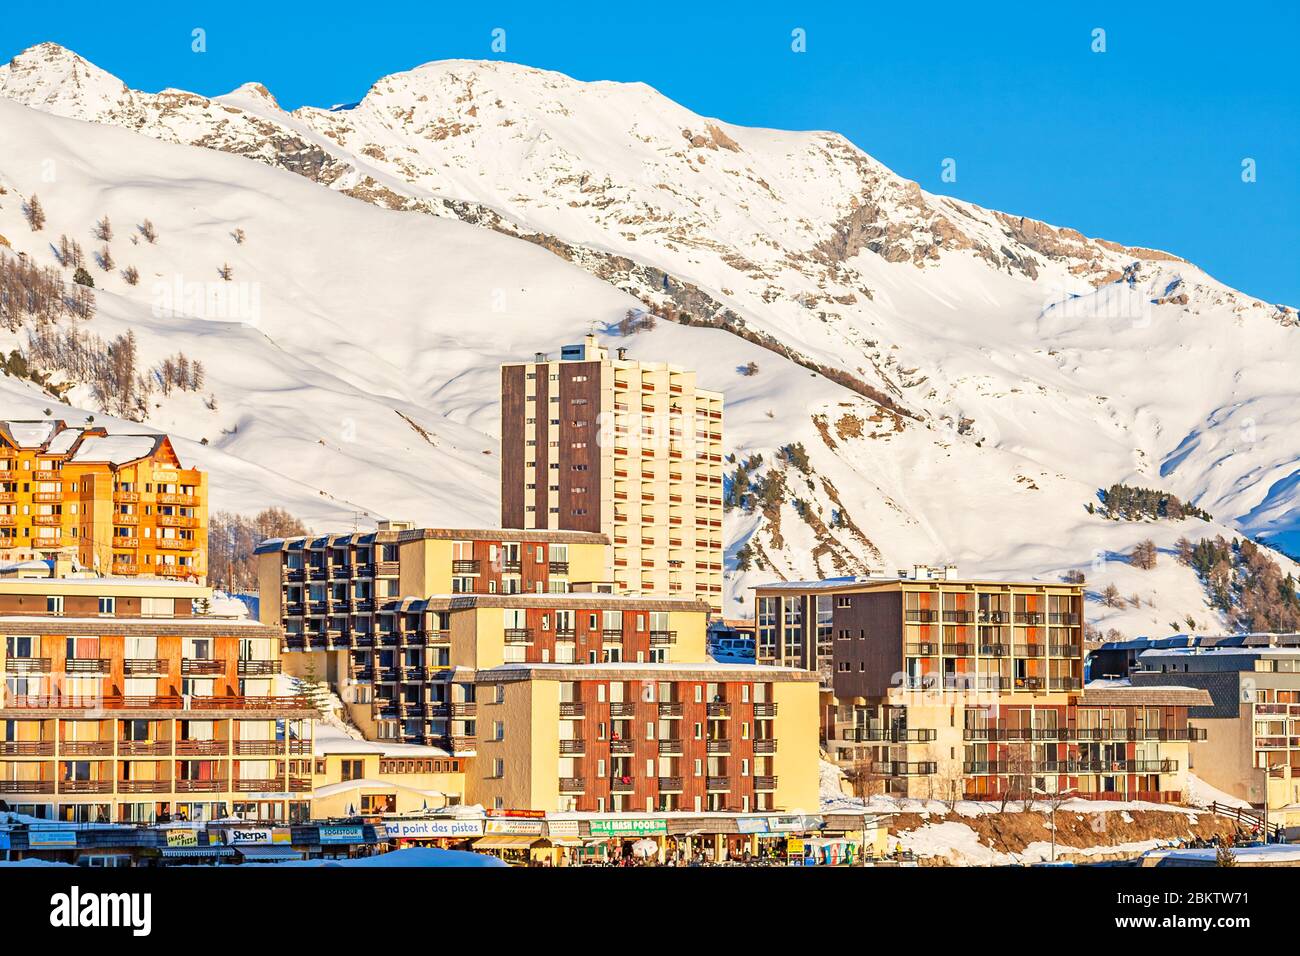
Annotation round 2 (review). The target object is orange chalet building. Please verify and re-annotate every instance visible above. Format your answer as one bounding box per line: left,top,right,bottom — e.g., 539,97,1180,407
0,420,207,583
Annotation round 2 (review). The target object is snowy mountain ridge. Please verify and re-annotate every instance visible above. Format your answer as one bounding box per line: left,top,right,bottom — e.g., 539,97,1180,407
0,42,1297,637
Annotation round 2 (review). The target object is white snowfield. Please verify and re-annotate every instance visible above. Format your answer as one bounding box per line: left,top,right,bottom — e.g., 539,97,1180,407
0,43,1297,637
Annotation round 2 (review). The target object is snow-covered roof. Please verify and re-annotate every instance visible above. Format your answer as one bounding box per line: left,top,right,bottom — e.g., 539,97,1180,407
67,434,163,465
313,778,449,799
44,428,81,455
1,420,58,448
477,660,813,679
312,721,451,758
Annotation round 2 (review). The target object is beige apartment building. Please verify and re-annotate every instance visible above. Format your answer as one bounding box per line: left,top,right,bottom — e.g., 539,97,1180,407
500,336,725,614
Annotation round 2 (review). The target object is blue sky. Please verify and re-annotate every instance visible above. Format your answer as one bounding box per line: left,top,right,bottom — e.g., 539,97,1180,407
5,2,1296,303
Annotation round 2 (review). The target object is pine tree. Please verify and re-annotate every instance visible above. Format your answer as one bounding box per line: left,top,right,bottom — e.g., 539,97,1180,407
23,195,45,231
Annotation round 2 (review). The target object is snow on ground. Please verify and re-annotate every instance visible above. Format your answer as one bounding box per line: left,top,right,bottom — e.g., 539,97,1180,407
1183,772,1252,810
1,50,1298,640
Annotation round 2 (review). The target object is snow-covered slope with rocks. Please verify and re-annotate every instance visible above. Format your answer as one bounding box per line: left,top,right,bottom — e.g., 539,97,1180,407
1,42,1297,636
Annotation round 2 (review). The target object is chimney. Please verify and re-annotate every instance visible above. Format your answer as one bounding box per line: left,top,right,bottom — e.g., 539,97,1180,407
616,347,628,360
534,352,546,363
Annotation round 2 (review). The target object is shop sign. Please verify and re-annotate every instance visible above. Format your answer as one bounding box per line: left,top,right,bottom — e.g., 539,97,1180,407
385,819,484,839
222,827,290,845
485,818,544,836
165,829,199,848
786,838,805,855
487,808,546,819
28,830,77,848
768,814,822,832
736,817,770,834
546,820,581,837
319,825,365,845
589,818,666,836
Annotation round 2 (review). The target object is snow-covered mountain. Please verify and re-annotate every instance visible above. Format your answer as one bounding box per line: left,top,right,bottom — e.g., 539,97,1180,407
1,42,1297,637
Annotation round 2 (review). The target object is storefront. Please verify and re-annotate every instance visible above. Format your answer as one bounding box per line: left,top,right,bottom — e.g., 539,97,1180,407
383,817,484,848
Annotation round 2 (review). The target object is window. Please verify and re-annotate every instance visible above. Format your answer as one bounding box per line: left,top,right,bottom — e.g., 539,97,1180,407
492,758,504,778
47,595,64,616
340,760,363,782
98,597,115,615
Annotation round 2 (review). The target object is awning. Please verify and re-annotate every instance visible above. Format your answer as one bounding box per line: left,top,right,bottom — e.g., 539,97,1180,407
235,845,303,862
473,835,538,850
160,846,234,858
539,837,584,847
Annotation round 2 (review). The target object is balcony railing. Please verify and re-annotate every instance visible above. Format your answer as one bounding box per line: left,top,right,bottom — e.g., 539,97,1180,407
658,702,683,718
232,740,286,755
753,775,777,790
848,727,937,743
4,657,51,674
706,702,732,718
548,561,569,574
452,559,480,574
601,629,624,643
705,776,730,791
559,777,586,793
658,776,684,792
554,629,577,642
123,658,167,676
609,739,635,755
648,630,677,646
118,740,171,756
63,658,110,675
559,740,586,755
175,739,229,756
181,659,224,676
60,741,113,756
504,628,533,644
658,739,683,755
58,779,115,794
609,702,637,718
232,777,287,792
450,702,477,717
559,702,585,718
610,778,635,792
875,761,937,776
174,779,228,793
753,703,778,718
118,779,173,793
237,659,282,676
0,741,55,756
0,780,55,794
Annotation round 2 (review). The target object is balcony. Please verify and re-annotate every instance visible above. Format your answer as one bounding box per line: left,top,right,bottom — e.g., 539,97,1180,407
175,740,230,756
658,702,683,718
124,659,167,676
905,642,937,656
1048,645,1082,658
451,702,477,717
875,761,937,776
5,657,51,674
237,659,282,677
559,739,586,755
648,630,677,646
753,775,777,791
658,739,683,756
233,777,286,792
58,779,115,794
559,777,586,793
60,741,113,756
706,702,732,718
559,702,586,718
610,778,635,792
232,740,286,756
609,739,635,755
452,559,480,574
905,609,939,623
1014,612,1045,625
753,739,777,755
753,702,778,718
548,561,569,574
181,659,224,676
156,493,198,506
504,628,533,644
848,727,937,743
118,779,173,794
609,702,637,718
0,741,54,756
0,780,55,794
554,629,577,642
601,629,624,643
118,740,170,756
706,776,730,791
500,560,522,574
706,739,730,754
63,658,110,675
